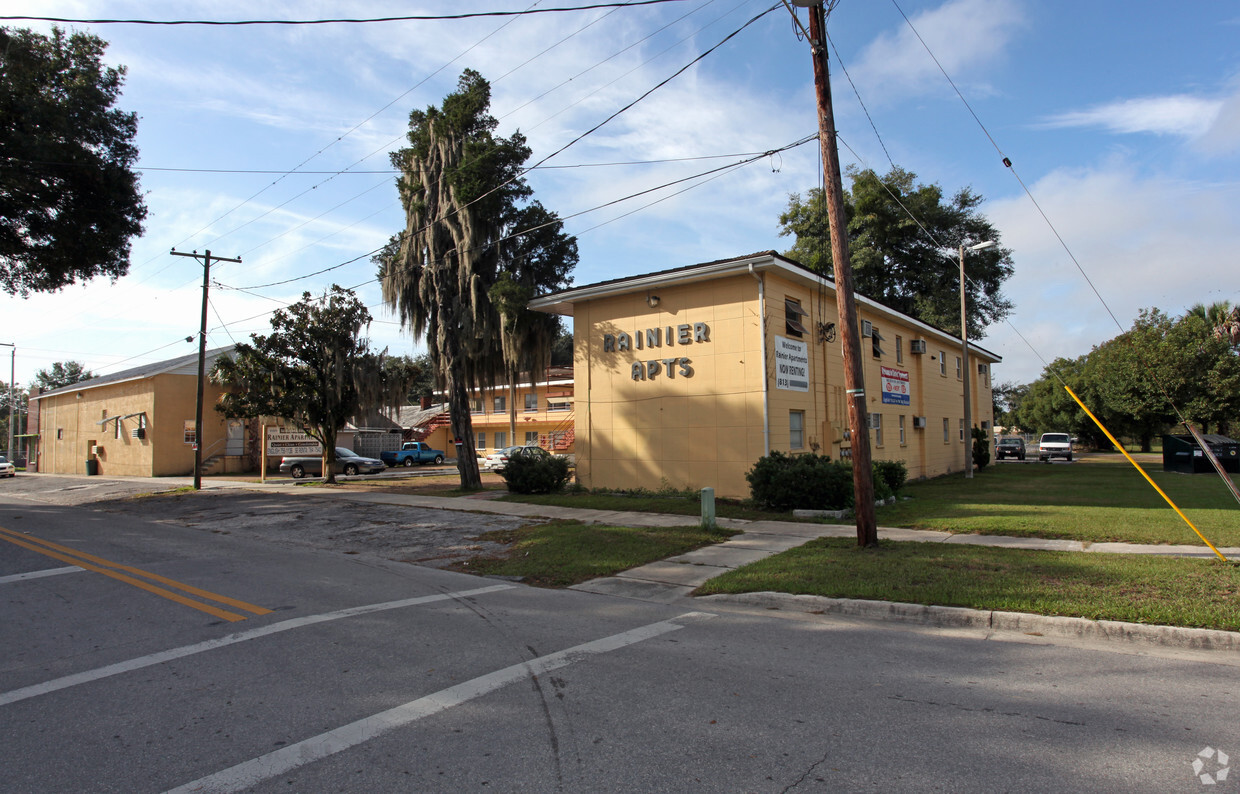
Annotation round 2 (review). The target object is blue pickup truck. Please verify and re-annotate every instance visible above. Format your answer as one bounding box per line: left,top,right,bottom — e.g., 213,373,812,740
380,441,446,467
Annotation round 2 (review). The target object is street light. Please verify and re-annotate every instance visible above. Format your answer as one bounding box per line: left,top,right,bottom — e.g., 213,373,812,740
960,241,994,479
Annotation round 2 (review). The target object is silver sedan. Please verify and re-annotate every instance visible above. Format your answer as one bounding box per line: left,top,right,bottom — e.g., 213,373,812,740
279,447,386,479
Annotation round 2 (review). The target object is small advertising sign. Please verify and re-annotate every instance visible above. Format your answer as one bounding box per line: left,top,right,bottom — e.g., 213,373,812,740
265,429,322,456
774,335,810,392
880,366,911,406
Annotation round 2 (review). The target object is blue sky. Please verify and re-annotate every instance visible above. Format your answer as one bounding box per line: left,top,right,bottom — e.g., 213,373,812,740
2,0,1238,391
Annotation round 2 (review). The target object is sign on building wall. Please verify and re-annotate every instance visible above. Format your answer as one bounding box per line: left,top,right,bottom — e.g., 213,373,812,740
880,365,910,405
266,429,321,456
774,335,809,392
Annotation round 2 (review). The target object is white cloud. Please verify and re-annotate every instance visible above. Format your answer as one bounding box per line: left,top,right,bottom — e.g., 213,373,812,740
848,0,1026,101
982,163,1240,384
1043,95,1224,138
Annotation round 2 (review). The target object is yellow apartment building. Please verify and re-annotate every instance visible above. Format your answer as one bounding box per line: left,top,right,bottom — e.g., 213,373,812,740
417,370,577,458
529,251,1000,499
28,347,247,477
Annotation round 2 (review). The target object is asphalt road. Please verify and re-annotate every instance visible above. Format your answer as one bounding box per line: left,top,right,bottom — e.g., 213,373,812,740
1,475,1236,792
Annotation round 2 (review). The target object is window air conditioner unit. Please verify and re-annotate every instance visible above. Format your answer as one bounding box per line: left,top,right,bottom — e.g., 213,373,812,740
131,428,145,439
912,416,927,429
910,340,927,354
91,445,102,455
861,320,873,338
978,363,988,374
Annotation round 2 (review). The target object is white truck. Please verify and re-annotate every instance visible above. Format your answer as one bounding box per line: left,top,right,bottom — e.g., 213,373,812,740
1038,432,1073,462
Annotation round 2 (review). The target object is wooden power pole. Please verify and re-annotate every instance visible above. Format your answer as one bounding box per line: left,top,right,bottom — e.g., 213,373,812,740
170,248,241,490
804,2,877,546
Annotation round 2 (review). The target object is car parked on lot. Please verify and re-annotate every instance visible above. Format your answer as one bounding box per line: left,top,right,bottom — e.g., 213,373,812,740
995,437,1026,461
1038,432,1073,462
279,447,386,479
483,445,550,471
0,454,15,478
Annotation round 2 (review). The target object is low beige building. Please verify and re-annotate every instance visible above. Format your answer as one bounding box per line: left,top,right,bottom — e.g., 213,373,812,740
530,251,1001,499
28,347,245,477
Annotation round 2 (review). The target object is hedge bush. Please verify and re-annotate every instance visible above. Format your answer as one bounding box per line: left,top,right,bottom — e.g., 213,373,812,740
747,452,905,511
500,453,572,494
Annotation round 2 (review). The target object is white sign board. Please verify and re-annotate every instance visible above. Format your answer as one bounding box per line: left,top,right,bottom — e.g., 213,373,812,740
265,429,322,456
774,335,810,392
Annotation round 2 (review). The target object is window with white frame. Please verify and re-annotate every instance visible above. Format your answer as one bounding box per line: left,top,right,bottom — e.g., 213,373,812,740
959,418,965,442
493,395,506,412
470,398,483,413
942,418,950,443
870,413,883,446
525,431,539,445
790,410,805,449
183,420,197,445
494,432,507,449
475,433,486,451
524,392,538,412
895,335,903,364
955,356,962,379
899,415,906,445
939,351,947,376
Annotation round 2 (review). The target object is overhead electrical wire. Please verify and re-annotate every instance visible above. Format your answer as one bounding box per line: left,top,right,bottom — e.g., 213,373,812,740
0,1,691,27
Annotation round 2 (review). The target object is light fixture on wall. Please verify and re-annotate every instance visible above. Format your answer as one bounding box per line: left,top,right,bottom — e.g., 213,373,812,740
646,294,660,309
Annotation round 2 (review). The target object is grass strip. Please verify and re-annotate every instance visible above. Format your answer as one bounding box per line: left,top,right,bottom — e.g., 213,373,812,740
876,457,1240,546
695,537,1240,632
450,519,736,587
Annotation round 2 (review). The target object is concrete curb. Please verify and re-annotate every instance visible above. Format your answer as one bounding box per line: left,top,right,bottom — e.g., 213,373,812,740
700,591,1240,652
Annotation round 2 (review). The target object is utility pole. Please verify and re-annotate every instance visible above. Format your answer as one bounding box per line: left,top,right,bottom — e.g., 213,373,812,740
170,248,241,490
803,1,877,546
1,342,13,463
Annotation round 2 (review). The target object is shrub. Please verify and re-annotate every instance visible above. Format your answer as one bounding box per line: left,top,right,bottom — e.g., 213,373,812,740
873,459,908,495
746,452,853,511
500,453,572,494
972,426,991,471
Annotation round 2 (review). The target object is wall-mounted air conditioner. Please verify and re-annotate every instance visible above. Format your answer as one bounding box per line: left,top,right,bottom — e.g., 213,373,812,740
91,445,102,455
912,417,927,429
131,428,145,439
861,320,874,338
910,340,927,354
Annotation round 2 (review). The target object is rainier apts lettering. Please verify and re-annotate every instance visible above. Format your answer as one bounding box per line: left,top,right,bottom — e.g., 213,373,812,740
603,322,711,381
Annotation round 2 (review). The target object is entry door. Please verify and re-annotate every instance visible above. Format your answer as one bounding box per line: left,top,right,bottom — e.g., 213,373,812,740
225,420,245,455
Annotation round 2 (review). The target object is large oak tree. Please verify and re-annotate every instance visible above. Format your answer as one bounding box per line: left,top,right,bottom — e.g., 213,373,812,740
779,166,1013,339
0,27,147,295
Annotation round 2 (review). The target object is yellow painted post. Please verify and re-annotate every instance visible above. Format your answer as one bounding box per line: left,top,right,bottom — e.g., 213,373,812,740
1064,386,1228,561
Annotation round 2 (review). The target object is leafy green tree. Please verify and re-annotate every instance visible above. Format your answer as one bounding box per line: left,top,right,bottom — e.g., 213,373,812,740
1186,301,1240,350
0,27,147,295
971,425,991,470
779,166,1013,338
1017,355,1113,449
211,286,416,484
32,361,94,392
377,69,575,489
993,381,1028,433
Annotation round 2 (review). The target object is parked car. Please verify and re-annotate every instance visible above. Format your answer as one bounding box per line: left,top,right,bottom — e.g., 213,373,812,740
1038,432,1073,462
995,437,1026,461
0,454,14,478
380,441,446,467
279,447,386,479
483,445,550,471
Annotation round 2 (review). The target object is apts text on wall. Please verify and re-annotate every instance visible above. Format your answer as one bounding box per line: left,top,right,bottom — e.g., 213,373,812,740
602,322,711,382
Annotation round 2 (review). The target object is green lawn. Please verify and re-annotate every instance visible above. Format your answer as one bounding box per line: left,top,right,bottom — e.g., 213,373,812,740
695,537,1240,632
876,455,1240,547
448,519,736,587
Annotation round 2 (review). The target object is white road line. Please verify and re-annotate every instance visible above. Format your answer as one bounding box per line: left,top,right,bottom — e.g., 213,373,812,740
0,584,514,707
0,566,83,584
164,611,716,794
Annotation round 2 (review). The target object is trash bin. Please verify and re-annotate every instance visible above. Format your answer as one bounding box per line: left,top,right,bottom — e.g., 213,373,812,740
85,459,98,476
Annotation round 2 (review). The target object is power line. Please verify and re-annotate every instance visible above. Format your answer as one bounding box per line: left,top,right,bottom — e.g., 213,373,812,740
0,2,691,27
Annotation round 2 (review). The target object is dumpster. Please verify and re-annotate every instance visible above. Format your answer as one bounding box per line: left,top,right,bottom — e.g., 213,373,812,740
85,459,98,476
1162,434,1240,474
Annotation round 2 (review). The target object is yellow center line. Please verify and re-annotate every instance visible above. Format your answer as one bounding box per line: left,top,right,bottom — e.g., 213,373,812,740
0,526,272,622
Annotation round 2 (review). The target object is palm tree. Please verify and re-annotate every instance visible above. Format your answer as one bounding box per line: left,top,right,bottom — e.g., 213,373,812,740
1186,301,1240,348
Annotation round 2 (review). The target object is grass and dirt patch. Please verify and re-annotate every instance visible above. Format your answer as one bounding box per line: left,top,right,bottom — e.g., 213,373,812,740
446,519,737,587
695,537,1240,632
